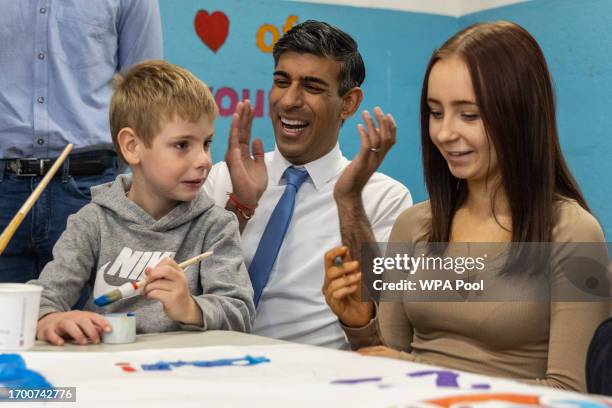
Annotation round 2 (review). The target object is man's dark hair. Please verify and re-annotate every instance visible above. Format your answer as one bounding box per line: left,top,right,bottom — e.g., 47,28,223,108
273,20,365,96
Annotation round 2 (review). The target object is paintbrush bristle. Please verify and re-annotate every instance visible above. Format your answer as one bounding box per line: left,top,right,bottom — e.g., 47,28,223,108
93,289,122,307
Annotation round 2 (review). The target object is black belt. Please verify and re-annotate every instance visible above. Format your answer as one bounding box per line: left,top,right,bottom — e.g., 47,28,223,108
4,151,117,177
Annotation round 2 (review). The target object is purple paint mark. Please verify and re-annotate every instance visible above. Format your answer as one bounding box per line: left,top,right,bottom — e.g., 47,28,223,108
408,370,460,387
471,383,491,389
331,377,383,385
141,355,269,371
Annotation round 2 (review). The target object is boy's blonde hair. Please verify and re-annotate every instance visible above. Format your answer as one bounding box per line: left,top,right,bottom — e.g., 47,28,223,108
110,60,218,162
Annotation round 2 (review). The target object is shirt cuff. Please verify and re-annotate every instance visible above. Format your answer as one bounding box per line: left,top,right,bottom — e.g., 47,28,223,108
340,304,381,350
341,317,378,340
177,296,209,332
38,307,61,320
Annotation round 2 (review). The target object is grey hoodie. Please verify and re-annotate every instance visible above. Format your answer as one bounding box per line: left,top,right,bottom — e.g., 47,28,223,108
29,174,255,333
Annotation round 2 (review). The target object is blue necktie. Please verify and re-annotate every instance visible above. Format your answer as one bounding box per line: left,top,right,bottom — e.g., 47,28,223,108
249,167,309,306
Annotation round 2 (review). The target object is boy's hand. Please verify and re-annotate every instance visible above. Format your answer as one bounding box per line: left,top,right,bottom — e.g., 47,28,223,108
143,258,204,326
225,100,267,207
37,311,111,346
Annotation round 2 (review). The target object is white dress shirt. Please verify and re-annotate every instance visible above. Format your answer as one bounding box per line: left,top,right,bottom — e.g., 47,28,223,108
203,143,412,348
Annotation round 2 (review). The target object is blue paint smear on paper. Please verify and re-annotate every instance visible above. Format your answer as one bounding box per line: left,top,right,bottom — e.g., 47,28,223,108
0,354,53,396
141,355,270,371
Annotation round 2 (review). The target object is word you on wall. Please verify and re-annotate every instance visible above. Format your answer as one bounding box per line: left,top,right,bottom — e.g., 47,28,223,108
210,87,267,118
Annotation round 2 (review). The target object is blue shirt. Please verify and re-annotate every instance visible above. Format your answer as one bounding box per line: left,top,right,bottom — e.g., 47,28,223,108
0,0,163,159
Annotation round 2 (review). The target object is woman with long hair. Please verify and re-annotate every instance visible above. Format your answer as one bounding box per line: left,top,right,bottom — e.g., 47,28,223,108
323,21,609,392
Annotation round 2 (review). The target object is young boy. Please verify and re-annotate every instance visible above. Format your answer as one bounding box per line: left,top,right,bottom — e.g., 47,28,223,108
29,61,255,345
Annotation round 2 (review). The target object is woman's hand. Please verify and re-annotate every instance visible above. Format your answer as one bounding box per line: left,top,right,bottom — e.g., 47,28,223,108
322,246,374,328
357,345,401,359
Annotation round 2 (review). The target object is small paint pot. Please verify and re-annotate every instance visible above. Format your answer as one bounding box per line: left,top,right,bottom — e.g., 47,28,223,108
102,313,136,344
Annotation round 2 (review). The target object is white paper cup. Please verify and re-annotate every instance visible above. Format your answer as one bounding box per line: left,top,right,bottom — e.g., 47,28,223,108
0,284,43,350
102,313,136,344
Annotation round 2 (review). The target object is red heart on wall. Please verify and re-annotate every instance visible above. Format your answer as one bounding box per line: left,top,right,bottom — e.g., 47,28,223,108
194,10,229,53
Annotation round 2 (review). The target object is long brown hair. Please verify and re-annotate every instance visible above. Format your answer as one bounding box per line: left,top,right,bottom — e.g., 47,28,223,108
420,21,589,247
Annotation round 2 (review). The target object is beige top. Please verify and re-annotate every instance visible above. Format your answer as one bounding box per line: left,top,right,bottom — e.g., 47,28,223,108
344,200,611,392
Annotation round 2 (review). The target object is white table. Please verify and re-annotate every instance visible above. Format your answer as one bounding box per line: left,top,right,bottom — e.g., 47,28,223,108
18,332,612,407
31,330,285,352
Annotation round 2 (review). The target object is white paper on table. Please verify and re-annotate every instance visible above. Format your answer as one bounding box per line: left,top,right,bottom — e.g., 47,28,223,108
16,343,612,408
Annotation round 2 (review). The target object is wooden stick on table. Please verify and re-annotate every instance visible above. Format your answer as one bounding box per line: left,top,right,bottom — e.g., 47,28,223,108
0,143,74,255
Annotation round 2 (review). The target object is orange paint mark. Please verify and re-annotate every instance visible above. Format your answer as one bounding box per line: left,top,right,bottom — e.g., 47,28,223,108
426,393,541,407
282,15,298,33
115,362,137,373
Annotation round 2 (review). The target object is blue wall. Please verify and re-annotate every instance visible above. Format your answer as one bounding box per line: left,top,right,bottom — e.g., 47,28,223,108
159,0,612,238
461,0,612,237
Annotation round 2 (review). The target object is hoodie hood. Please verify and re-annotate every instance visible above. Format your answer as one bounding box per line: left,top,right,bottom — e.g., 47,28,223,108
91,174,216,232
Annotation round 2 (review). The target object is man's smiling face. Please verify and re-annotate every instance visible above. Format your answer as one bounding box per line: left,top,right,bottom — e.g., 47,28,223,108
269,52,349,165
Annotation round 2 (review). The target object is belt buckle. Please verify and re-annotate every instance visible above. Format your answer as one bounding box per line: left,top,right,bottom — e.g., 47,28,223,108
14,158,50,176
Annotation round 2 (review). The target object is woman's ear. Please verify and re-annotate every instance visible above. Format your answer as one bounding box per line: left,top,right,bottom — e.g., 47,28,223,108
117,127,141,166
340,87,364,121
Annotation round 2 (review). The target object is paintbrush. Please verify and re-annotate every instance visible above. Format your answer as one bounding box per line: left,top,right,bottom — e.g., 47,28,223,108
93,250,213,307
0,144,73,255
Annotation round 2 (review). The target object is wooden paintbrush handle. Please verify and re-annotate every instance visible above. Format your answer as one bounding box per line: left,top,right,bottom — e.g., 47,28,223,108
178,250,214,269
0,213,25,254
0,144,73,255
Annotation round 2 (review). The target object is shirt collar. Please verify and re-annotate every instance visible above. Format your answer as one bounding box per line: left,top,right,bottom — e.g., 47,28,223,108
269,143,348,191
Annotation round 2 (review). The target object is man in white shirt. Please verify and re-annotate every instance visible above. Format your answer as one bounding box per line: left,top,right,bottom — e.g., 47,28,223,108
204,20,411,349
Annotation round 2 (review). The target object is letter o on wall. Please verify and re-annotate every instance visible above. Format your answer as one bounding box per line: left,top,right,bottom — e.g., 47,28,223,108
256,24,280,53
215,87,238,117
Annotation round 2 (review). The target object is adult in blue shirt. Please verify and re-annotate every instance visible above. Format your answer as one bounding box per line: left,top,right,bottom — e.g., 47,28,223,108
0,0,163,282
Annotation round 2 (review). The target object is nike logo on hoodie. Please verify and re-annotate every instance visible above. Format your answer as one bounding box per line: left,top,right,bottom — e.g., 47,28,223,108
93,247,175,298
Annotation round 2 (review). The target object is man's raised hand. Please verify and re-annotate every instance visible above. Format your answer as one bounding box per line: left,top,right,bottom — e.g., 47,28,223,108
225,100,267,207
